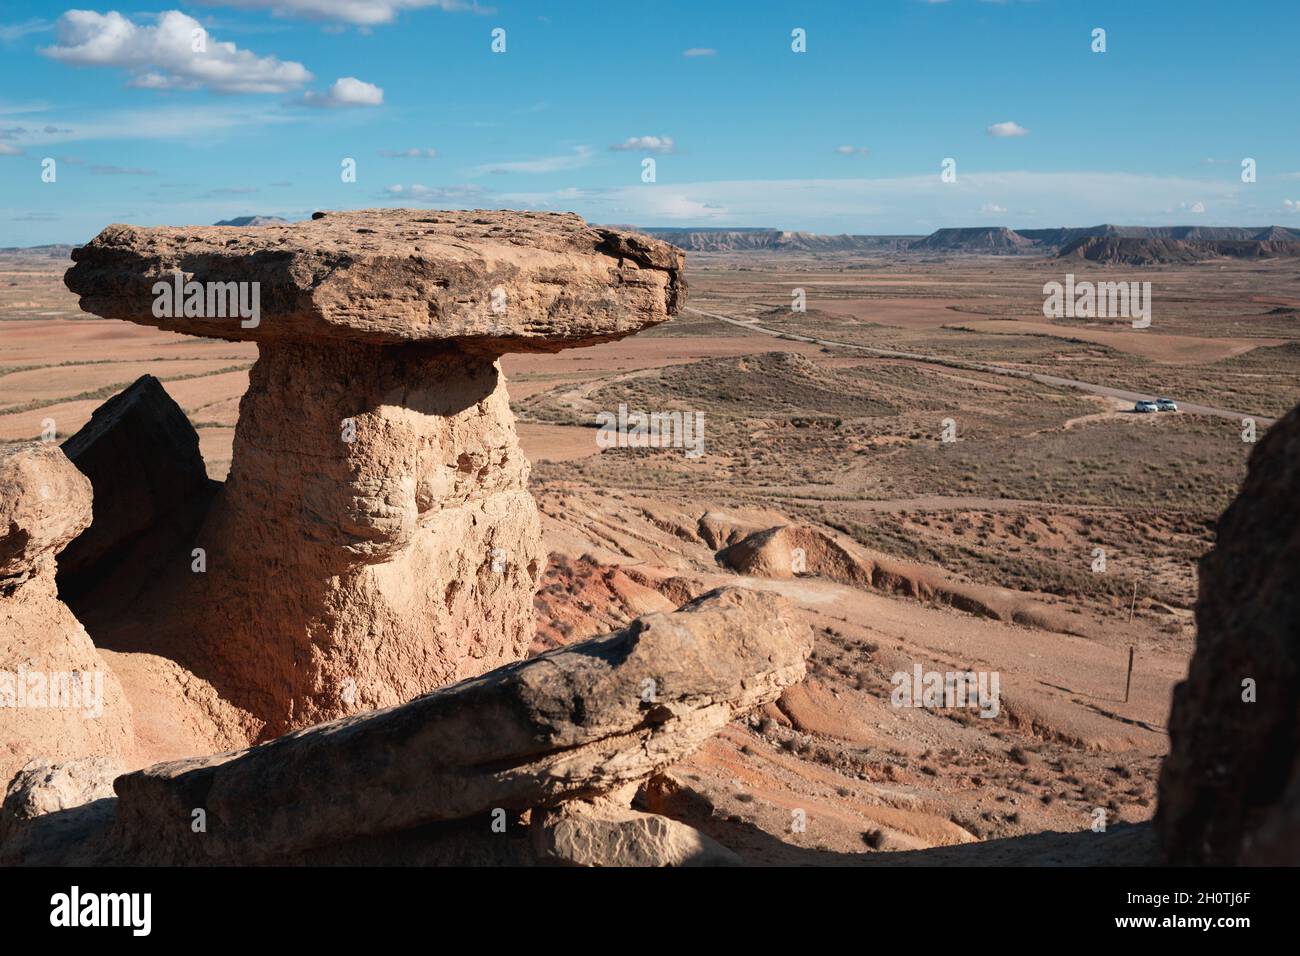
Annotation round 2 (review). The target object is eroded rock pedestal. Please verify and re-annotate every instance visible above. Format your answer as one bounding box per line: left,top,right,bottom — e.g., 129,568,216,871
192,341,543,730
64,210,685,735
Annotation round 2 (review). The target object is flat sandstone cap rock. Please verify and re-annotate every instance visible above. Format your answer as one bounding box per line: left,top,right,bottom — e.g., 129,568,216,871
64,209,686,351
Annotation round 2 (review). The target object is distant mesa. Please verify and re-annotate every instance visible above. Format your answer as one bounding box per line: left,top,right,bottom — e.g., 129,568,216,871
637,227,916,253
12,218,1300,264
634,223,1300,262
912,224,1300,261
1058,232,1300,265
908,226,1037,254
0,243,76,257
212,216,290,227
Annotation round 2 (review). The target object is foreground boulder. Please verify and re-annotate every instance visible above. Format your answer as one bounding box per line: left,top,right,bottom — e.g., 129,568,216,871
1,443,93,593
65,210,686,735
1,587,809,866
717,522,1099,637
1157,403,1300,864
0,443,134,787
0,757,122,865
718,524,872,583
531,790,740,866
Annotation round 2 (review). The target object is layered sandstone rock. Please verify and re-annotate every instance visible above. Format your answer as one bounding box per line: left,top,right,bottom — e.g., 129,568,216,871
64,209,684,350
64,210,686,735
2,587,810,866
0,444,134,786
1157,403,1300,864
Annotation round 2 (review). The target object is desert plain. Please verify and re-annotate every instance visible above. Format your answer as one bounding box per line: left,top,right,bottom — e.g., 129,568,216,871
3,240,1297,864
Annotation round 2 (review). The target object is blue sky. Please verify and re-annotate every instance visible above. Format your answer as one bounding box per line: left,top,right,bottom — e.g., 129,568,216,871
2,0,1299,244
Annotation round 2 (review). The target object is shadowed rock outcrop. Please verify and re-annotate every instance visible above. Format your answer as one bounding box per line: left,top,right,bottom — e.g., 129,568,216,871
57,374,217,609
64,210,686,735
0,443,134,786
1,587,809,866
1158,403,1300,865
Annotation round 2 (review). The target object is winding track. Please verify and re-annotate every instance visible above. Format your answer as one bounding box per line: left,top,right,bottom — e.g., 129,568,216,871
684,305,1277,426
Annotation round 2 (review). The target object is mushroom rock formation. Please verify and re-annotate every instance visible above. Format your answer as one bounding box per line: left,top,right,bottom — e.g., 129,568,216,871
0,443,134,787
2,588,810,866
1157,401,1300,864
64,210,686,736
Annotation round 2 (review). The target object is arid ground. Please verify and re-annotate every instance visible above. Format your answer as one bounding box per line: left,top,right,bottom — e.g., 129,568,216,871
5,246,1297,864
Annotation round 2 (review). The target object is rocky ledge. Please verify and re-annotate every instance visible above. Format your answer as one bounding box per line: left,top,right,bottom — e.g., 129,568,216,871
1,587,811,866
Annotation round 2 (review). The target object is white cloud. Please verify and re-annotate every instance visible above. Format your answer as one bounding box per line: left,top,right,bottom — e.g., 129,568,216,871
91,164,156,175
379,147,436,158
0,104,297,147
302,76,384,107
383,183,486,201
1284,199,1298,212
194,1,490,26
0,143,22,156
986,121,1029,138
980,203,1007,214
42,10,312,94
835,145,869,156
0,101,55,116
682,47,716,57
609,136,674,154
1178,200,1206,214
475,145,593,174
0,18,52,42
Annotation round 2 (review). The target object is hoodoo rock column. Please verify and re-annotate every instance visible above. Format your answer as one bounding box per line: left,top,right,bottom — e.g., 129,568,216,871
65,210,686,735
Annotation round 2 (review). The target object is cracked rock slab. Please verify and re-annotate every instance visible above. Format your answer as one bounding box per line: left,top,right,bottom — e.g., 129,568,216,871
106,587,810,864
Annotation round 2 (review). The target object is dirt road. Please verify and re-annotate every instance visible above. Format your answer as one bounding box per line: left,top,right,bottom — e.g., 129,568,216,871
685,305,1276,425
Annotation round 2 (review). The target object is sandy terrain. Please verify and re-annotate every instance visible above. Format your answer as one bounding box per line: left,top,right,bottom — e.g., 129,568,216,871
4,247,1297,864
950,319,1285,364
